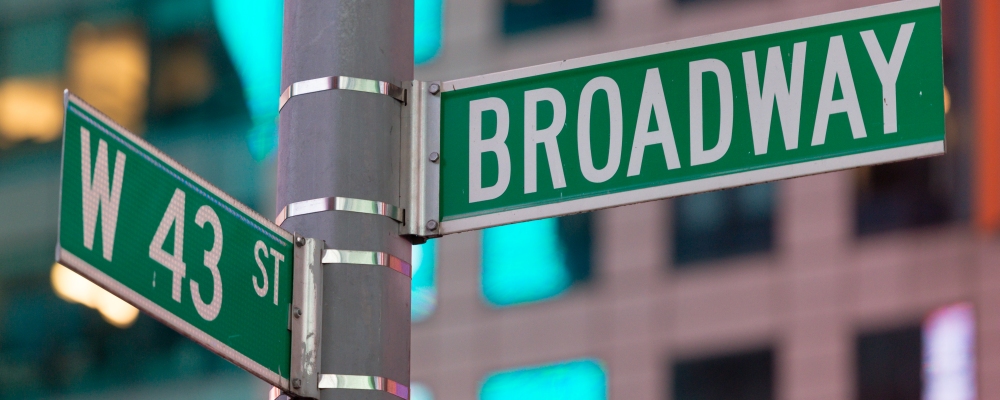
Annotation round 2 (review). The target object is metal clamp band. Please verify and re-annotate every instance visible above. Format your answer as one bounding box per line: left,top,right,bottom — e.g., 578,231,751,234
279,76,406,110
322,249,411,277
318,374,409,400
276,196,404,226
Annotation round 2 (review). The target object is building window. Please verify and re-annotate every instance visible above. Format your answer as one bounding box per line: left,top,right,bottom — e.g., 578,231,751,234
502,0,596,36
855,158,954,235
412,240,437,322
856,326,922,400
671,348,774,400
672,183,774,266
481,213,592,307
480,359,607,400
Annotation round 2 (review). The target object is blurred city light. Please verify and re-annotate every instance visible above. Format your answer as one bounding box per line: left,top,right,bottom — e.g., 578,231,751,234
212,0,283,160
51,262,139,328
66,23,149,134
944,85,951,114
411,382,434,400
0,77,63,144
481,217,571,306
412,239,438,321
415,0,444,64
480,359,607,400
923,302,976,400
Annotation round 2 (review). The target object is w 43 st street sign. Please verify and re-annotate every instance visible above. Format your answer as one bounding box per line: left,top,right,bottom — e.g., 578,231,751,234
57,94,294,389
429,0,944,234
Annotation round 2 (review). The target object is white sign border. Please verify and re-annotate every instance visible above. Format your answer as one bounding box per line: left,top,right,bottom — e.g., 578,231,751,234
57,248,290,390
436,0,943,235
439,141,945,235
56,92,292,390
442,0,939,92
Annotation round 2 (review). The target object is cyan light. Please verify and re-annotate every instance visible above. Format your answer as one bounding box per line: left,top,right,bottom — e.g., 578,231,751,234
482,218,570,307
412,239,437,322
415,0,443,65
215,0,442,159
411,382,434,400
480,359,607,400
212,0,283,160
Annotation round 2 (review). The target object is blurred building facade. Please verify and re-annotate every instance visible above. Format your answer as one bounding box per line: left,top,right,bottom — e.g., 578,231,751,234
411,0,991,399
0,0,992,399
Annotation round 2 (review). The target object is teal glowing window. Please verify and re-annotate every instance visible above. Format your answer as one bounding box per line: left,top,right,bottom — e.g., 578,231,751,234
480,359,607,400
412,240,437,322
502,0,595,36
481,214,591,307
412,382,434,400
213,0,284,160
214,0,444,160
415,0,444,65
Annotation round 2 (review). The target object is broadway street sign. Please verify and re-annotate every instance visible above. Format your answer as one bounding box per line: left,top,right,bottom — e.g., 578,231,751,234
56,93,294,389
434,0,944,234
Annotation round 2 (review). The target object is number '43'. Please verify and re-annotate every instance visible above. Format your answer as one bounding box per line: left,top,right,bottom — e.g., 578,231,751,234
149,188,223,321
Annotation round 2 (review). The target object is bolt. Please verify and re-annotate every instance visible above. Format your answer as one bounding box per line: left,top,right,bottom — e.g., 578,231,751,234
295,236,305,247
293,307,302,318
426,219,439,231
428,152,440,163
428,83,441,95
292,378,302,389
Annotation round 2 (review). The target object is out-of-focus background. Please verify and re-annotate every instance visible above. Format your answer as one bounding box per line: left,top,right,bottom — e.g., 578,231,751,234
0,0,992,399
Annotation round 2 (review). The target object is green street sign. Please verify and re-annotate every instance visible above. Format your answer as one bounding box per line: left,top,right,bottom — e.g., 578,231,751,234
435,0,944,234
56,93,294,389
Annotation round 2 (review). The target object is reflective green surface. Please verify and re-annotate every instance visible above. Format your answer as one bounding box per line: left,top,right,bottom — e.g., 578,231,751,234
441,6,944,221
58,98,293,385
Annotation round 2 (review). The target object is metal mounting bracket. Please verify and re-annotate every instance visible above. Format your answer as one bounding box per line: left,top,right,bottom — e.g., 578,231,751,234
400,80,441,240
288,236,323,399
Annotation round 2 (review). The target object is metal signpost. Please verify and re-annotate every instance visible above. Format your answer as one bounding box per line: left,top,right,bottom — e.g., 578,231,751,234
57,94,296,389
54,0,944,399
420,0,945,235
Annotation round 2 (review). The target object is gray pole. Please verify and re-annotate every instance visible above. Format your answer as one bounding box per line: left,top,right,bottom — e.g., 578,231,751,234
278,1,413,399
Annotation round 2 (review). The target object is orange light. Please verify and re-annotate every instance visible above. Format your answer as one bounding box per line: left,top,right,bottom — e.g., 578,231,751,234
66,23,149,134
0,77,63,144
51,263,139,328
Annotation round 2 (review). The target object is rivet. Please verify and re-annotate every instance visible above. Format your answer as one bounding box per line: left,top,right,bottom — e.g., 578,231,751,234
429,83,441,95
293,307,302,318
295,236,305,247
426,219,439,231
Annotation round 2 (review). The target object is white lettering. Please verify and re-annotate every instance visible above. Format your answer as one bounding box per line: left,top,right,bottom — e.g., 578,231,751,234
469,98,511,203
861,22,915,134
628,68,681,176
689,59,734,166
524,88,567,193
253,241,269,298
578,76,623,183
149,189,186,302
190,205,222,321
813,35,867,146
81,127,126,262
743,42,807,155
269,247,284,306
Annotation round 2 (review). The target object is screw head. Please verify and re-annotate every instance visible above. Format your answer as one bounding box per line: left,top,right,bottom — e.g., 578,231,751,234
428,152,440,163
295,236,305,247
426,219,439,231
292,378,302,389
293,307,302,318
429,83,441,95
